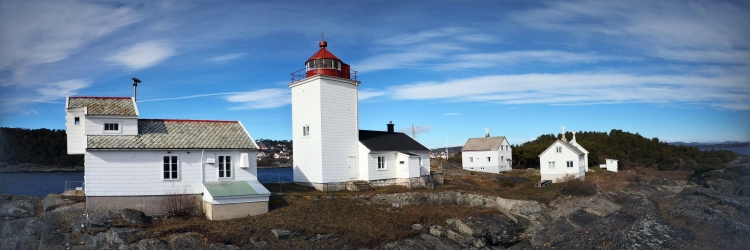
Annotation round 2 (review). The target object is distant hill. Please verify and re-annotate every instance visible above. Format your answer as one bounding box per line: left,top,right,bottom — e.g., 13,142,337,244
512,129,737,173
430,146,463,154
0,127,84,168
668,141,750,155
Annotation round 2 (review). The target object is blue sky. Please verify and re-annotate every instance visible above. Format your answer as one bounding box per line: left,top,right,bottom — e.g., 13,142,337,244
1,0,749,148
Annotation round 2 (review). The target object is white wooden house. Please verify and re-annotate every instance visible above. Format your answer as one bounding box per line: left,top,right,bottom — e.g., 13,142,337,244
65,96,270,220
461,132,512,174
290,40,430,191
605,158,619,172
538,130,587,183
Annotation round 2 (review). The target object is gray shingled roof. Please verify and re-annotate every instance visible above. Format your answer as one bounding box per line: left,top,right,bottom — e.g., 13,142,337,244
88,119,256,149
538,139,585,157
68,97,137,116
462,136,506,151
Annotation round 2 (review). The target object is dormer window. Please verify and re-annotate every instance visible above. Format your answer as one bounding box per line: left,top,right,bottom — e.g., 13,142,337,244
103,122,122,134
556,146,562,153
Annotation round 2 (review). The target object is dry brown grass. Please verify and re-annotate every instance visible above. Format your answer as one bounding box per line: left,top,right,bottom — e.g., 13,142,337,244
139,197,496,248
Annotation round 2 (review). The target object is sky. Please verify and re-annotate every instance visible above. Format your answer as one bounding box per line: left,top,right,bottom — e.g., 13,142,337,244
1,0,749,149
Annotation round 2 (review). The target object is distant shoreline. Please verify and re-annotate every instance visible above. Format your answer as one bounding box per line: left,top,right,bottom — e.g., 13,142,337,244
0,163,84,173
257,166,292,169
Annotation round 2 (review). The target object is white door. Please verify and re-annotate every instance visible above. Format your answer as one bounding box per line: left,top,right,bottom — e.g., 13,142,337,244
348,156,357,179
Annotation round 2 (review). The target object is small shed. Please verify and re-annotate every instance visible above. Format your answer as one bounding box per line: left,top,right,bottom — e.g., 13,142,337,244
605,159,619,172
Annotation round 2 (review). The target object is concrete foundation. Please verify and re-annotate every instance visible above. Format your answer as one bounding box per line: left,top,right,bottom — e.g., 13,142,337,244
86,194,202,215
298,176,430,191
202,201,269,220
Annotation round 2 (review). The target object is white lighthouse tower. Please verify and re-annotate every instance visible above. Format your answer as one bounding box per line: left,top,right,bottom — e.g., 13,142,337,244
289,39,360,190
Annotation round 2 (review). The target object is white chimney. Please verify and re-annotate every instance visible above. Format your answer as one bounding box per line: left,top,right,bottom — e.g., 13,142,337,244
485,128,490,138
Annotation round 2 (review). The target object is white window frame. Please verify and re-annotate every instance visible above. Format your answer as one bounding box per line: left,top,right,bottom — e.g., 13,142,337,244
399,161,405,164
217,155,233,179
548,161,555,169
567,161,574,168
74,117,80,125
102,121,122,134
501,156,504,161
302,125,310,137
487,157,491,162
469,157,473,162
162,155,179,180
555,146,562,153
376,155,387,170
419,157,422,166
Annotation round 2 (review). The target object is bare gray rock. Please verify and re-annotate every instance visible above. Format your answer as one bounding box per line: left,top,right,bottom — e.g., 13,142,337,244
42,194,75,212
122,208,150,224
0,200,36,219
167,232,238,250
121,238,170,250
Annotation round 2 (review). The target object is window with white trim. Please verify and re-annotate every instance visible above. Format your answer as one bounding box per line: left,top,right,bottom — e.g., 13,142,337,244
302,125,310,137
218,155,232,178
163,156,179,180
567,161,574,168
399,161,405,164
74,117,80,125
377,156,386,169
104,123,119,131
501,156,504,161
555,146,562,153
469,157,473,162
548,161,555,169
419,157,422,166
487,157,491,162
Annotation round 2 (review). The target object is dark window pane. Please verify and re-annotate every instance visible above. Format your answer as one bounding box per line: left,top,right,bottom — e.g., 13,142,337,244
163,156,169,163
114,124,118,130
171,156,177,163
226,156,231,162
226,162,231,168
226,170,231,177
219,156,223,163
172,172,177,179
219,171,224,177
219,164,224,171
163,164,169,171
172,164,177,172
164,172,169,179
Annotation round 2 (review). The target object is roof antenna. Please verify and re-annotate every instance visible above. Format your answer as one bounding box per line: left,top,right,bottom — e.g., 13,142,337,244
131,77,141,101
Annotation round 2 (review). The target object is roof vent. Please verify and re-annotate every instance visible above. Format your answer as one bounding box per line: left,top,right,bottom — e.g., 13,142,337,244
387,121,394,133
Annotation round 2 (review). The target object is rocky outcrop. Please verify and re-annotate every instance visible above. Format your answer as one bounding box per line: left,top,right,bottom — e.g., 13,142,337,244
386,213,526,249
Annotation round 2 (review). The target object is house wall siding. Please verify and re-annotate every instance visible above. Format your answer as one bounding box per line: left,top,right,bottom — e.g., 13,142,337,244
461,138,512,174
319,77,359,183
85,116,138,136
66,108,86,154
291,78,324,183
85,149,257,196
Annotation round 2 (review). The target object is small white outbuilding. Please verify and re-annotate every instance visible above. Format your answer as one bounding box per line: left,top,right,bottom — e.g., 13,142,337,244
605,158,619,172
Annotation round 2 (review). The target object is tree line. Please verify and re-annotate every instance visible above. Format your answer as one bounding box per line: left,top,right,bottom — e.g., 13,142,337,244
0,127,84,167
512,129,737,173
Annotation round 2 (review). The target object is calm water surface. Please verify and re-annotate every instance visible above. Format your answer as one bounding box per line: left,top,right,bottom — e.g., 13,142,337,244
0,168,293,197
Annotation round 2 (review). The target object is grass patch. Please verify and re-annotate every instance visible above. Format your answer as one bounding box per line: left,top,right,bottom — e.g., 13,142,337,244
139,197,496,248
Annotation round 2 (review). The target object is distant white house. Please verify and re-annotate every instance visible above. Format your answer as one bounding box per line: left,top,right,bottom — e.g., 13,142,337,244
605,158,619,172
539,127,587,182
461,131,512,174
290,40,430,191
65,96,270,220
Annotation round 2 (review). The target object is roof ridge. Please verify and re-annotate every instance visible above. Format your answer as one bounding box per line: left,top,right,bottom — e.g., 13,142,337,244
139,119,238,123
69,96,132,99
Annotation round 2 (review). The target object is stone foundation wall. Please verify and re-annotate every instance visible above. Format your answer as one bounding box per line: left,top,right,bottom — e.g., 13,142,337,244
86,195,202,215
298,176,430,191
203,201,268,220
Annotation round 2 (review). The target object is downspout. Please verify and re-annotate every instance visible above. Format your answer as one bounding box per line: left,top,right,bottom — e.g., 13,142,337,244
201,150,205,183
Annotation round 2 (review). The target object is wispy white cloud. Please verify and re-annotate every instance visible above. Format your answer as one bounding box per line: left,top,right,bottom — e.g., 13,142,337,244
206,53,245,64
358,89,386,100
138,92,243,102
0,1,139,72
433,50,632,70
107,41,175,70
443,113,461,116
225,89,291,110
388,73,750,110
36,79,92,100
19,108,38,116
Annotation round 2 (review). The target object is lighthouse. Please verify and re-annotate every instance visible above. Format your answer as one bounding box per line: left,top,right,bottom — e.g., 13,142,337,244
289,39,360,190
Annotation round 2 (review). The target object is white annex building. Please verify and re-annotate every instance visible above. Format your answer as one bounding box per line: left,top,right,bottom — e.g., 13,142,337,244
538,127,589,183
290,40,431,191
461,130,512,173
65,96,270,220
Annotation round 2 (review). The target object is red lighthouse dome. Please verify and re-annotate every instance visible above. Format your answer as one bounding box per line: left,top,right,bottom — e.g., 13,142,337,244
303,40,352,80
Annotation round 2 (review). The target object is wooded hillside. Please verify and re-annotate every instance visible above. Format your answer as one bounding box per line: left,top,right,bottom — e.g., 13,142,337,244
512,129,736,173
0,127,84,167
